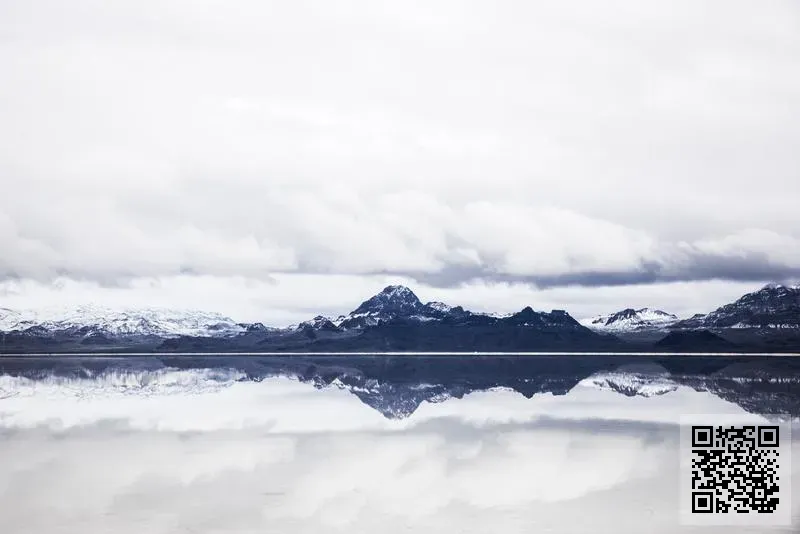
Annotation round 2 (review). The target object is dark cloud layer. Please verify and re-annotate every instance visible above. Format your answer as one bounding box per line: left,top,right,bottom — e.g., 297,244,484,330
401,255,800,289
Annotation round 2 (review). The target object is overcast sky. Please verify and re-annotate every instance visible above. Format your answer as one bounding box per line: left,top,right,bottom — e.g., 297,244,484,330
1,0,799,323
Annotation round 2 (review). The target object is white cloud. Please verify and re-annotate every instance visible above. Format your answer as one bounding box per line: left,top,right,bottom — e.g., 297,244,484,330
1,0,799,312
685,230,800,267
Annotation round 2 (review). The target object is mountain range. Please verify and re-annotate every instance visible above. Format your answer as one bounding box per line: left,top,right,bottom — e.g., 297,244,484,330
3,354,798,420
2,283,800,353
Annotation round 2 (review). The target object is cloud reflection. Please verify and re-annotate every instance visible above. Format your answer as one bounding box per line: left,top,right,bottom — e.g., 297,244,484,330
0,374,797,533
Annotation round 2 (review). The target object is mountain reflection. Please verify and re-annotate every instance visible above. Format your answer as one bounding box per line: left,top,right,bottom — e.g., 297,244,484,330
1,354,798,419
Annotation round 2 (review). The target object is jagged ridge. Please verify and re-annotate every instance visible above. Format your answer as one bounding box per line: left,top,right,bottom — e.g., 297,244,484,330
4,282,800,353
673,284,800,329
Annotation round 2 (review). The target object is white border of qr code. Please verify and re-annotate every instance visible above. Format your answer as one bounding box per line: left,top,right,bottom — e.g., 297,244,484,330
679,414,792,527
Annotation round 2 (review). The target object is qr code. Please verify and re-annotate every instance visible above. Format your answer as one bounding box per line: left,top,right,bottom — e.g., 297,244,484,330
680,417,791,527
691,425,780,513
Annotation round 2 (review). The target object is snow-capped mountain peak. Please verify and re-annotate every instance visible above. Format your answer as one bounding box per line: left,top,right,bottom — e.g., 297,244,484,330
762,282,785,290
301,287,465,331
582,307,678,332
351,285,423,316
759,282,800,291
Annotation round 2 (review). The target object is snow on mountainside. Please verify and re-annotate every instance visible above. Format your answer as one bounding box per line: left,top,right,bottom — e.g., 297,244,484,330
351,285,422,316
582,307,678,332
672,283,800,329
0,305,245,338
6,282,799,345
425,301,453,313
0,308,25,331
298,315,341,331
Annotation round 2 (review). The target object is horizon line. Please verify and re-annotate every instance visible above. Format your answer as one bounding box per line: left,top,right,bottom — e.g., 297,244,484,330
2,351,800,357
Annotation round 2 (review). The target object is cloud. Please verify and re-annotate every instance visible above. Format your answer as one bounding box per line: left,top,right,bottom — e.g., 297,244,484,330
1,0,800,296
4,183,800,289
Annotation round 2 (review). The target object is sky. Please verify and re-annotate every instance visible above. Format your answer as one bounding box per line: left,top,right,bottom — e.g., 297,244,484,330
0,373,797,533
1,0,799,324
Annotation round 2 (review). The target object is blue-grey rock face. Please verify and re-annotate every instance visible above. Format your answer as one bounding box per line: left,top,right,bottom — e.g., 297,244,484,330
674,284,800,329
351,285,425,317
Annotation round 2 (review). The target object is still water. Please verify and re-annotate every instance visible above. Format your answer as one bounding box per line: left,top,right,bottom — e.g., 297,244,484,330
0,354,798,533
